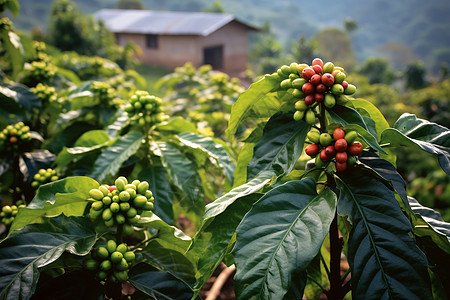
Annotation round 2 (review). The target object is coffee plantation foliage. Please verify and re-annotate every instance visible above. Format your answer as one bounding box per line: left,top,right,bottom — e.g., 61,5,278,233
1,2,450,300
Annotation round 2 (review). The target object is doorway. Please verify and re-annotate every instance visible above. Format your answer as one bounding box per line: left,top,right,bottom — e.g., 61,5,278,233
203,45,223,69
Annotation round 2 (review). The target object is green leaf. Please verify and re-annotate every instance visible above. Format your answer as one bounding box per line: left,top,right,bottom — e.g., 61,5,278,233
139,240,197,287
380,113,450,175
105,110,128,139
247,112,310,181
0,215,97,300
189,193,261,296
226,73,281,141
138,213,192,254
336,170,432,300
154,141,204,217
129,263,197,300
55,130,112,169
5,0,20,17
0,29,24,79
10,177,99,232
408,196,450,254
176,132,235,185
155,117,198,134
0,82,40,112
233,178,337,299
90,131,143,181
328,104,370,132
351,98,390,135
138,166,174,224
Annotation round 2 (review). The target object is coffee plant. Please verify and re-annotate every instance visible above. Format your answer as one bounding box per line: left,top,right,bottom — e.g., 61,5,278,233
1,1,450,299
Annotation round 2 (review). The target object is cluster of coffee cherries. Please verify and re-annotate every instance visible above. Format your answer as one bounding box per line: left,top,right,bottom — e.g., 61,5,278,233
1,203,25,226
31,83,57,104
0,122,31,154
124,91,166,127
276,59,357,123
84,239,135,283
31,168,59,189
88,176,154,235
305,127,363,172
92,81,115,106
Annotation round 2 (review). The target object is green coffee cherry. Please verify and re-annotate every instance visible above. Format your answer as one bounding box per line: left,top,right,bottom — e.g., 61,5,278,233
92,201,104,211
106,240,117,254
123,224,135,235
97,247,109,259
305,110,316,125
295,100,308,111
137,181,149,195
324,94,336,108
293,110,305,121
344,84,356,95
102,208,113,221
110,202,120,213
89,189,104,201
344,131,358,144
323,62,334,73
320,133,333,146
100,260,112,271
307,130,321,144
110,251,123,264
116,243,128,254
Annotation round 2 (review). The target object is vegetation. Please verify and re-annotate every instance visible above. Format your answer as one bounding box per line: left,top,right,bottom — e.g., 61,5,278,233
1,1,450,299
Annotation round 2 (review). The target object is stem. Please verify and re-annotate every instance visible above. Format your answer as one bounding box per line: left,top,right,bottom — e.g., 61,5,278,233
379,143,391,147
205,264,236,300
307,274,329,297
11,155,21,204
328,211,344,300
319,103,327,132
116,225,123,244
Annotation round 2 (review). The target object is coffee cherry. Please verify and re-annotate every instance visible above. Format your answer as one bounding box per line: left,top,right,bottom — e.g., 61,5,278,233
333,128,346,140
280,79,292,89
336,152,348,163
344,84,357,95
325,145,336,158
305,110,316,125
312,65,323,74
292,78,307,89
320,149,329,162
315,83,326,94
289,62,299,73
307,129,321,144
315,154,326,167
312,58,324,68
321,73,335,86
341,81,349,89
302,82,315,94
323,62,334,73
314,93,324,102
297,63,309,73
305,95,315,105
347,155,357,166
335,161,347,172
331,84,344,95
89,189,104,201
334,139,348,152
97,247,109,259
310,74,321,85
293,110,305,121
302,67,315,81
344,131,358,144
319,133,333,146
324,94,336,108
305,144,320,157
348,141,363,156
111,252,123,264
334,72,346,84
137,181,149,195
292,89,305,99
295,100,308,111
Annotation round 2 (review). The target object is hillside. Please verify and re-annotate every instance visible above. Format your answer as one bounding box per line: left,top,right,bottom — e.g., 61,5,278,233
11,0,450,69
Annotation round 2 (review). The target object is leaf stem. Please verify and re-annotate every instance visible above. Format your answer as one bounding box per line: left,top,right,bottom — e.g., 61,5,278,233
307,274,329,297
329,210,344,300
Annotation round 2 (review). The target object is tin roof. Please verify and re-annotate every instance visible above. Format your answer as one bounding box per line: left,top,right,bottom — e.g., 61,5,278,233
94,9,257,36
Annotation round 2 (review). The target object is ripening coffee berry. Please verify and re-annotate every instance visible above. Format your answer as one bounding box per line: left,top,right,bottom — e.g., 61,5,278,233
334,72,346,84
302,82,315,94
305,95,315,105
335,161,347,172
333,128,346,140
341,81,349,89
347,155,357,166
315,154,326,167
292,78,306,89
314,93,324,102
315,83,326,94
289,62,299,73
325,145,336,158
310,74,321,85
320,149,329,162
305,110,316,125
302,67,316,81
293,110,305,121
344,131,358,144
321,73,335,86
312,58,324,68
334,139,348,152
344,84,356,95
348,141,363,156
324,94,336,108
305,144,320,157
312,64,323,74
295,100,308,111
319,133,333,146
331,84,344,95
323,62,334,73
336,151,348,163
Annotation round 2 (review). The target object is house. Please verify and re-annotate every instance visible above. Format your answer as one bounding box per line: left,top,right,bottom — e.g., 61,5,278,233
94,9,258,75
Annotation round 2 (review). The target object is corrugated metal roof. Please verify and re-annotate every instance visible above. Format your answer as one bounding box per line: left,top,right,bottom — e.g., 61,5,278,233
94,9,256,36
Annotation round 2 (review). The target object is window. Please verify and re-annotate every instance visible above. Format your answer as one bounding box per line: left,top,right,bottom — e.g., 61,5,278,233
203,45,223,69
146,34,158,49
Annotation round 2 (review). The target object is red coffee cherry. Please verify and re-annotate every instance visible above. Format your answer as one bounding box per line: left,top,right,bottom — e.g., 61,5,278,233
320,149,329,162
314,93,324,102
333,128,346,140
348,141,363,156
310,74,321,85
325,145,336,158
335,161,347,172
311,58,324,68
321,73,335,86
315,83,326,93
336,151,348,163
302,82,315,94
305,95,315,105
302,67,316,81
334,139,348,152
312,64,323,74
341,81,349,89
305,144,320,157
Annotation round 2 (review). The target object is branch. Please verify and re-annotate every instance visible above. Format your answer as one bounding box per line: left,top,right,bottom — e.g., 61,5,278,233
205,264,236,300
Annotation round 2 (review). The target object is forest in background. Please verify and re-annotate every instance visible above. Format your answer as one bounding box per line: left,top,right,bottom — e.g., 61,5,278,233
11,0,450,72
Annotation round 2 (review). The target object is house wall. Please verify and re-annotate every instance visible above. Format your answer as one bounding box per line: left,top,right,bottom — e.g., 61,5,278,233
115,21,249,75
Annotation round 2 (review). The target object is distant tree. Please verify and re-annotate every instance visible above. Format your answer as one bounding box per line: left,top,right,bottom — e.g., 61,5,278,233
314,27,356,70
116,0,145,10
358,57,398,84
288,35,317,65
344,17,358,34
431,47,450,74
378,42,415,70
405,61,428,90
203,0,225,13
